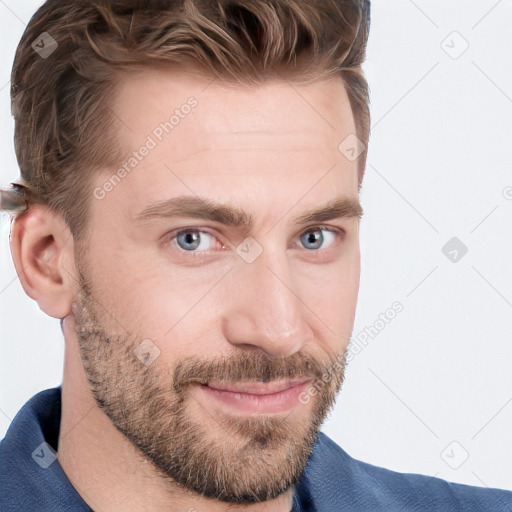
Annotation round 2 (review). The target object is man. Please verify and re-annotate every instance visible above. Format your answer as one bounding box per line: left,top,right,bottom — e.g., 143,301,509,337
0,0,511,511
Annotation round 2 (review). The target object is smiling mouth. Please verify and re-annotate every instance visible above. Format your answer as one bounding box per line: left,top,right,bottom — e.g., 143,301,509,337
197,379,313,414
203,378,312,395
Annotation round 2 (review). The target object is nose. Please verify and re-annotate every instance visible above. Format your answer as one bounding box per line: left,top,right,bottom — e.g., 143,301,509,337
221,247,316,358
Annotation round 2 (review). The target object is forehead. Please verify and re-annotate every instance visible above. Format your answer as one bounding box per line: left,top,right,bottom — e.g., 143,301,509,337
93,67,360,226
113,66,356,155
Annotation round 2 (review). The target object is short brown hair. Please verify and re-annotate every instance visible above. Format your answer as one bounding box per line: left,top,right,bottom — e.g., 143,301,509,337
9,0,370,243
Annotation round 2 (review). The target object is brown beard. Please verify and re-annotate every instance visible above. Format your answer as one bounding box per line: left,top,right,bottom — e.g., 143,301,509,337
71,260,347,504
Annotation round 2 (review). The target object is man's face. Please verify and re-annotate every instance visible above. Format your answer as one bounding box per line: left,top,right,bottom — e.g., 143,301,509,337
72,68,362,503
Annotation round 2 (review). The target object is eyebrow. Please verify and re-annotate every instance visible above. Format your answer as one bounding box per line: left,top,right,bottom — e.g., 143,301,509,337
133,194,363,230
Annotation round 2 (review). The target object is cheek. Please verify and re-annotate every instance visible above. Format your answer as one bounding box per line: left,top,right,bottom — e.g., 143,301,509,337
80,232,215,334
308,273,359,320
298,256,360,339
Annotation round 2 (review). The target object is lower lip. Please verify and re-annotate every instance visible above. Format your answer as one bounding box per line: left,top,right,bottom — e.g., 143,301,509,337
199,381,311,414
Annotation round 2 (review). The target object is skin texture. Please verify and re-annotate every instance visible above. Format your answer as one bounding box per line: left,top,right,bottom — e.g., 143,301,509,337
10,68,362,512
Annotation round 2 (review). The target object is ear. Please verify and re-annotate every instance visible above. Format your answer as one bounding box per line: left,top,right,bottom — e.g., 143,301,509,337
9,205,78,319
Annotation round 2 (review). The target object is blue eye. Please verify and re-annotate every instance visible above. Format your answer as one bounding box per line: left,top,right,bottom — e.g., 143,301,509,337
300,227,339,250
175,229,215,252
167,225,343,256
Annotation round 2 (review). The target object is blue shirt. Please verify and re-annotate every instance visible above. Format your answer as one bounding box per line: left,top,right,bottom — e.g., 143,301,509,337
1,387,511,511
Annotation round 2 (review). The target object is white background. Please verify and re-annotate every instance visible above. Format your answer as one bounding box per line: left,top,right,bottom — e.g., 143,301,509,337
1,0,511,491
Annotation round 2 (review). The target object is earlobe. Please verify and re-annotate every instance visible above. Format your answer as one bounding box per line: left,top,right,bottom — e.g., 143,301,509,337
9,206,78,319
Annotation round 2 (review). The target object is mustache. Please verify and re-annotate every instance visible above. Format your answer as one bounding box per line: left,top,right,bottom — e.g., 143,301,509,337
171,350,331,393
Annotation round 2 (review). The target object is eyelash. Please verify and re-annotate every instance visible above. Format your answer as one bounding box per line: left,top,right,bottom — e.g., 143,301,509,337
164,225,345,258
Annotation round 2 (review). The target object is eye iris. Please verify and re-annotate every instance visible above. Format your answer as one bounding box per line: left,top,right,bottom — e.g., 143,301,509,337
301,229,323,250
177,231,201,251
